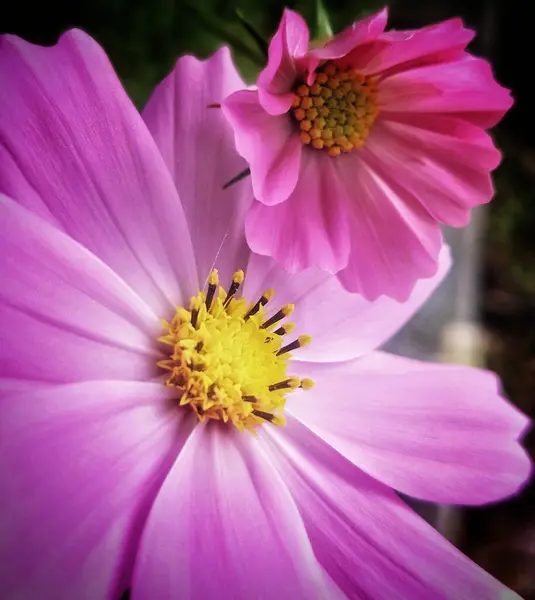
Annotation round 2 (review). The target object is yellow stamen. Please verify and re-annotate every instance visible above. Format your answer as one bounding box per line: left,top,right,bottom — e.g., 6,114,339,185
292,61,379,156
277,335,312,357
208,269,219,286
158,271,314,432
261,304,294,329
273,322,296,336
205,269,219,310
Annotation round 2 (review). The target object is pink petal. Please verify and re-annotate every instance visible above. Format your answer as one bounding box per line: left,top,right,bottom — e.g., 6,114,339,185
131,422,341,600
242,245,451,362
0,30,197,316
360,18,474,76
143,47,253,285
380,54,513,128
361,117,501,227
0,196,162,384
264,416,523,600
222,89,302,205
245,151,351,274
0,380,191,600
0,380,55,400
309,8,388,61
257,9,309,115
287,352,531,505
334,151,444,300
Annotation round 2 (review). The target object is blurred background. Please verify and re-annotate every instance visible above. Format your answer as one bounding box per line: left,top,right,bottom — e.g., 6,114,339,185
2,0,534,596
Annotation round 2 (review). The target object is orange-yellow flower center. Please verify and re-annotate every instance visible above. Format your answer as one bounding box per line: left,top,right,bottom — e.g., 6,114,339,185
158,269,314,432
291,61,380,157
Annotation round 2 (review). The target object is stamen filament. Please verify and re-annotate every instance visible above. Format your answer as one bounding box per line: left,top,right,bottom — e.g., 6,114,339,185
244,288,274,320
224,270,245,307
190,296,203,328
273,323,296,336
222,167,251,190
252,409,275,422
205,269,219,311
277,335,312,356
260,304,294,329
268,377,300,391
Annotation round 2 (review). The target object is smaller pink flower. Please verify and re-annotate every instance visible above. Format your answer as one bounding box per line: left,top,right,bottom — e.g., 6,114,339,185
222,8,513,301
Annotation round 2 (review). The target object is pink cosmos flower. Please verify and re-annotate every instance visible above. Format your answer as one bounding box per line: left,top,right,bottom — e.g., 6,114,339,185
222,8,513,301
0,30,529,600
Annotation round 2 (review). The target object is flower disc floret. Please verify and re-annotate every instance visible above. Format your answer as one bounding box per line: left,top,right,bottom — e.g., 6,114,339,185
158,269,314,431
292,61,380,156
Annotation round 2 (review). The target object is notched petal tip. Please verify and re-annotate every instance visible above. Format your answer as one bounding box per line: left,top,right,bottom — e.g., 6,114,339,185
257,7,310,98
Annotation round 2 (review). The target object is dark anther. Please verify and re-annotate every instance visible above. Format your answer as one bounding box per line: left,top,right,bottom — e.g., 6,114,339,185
277,339,300,356
205,282,217,311
224,280,241,307
261,308,286,330
223,167,251,190
252,409,275,422
268,379,293,391
244,294,270,321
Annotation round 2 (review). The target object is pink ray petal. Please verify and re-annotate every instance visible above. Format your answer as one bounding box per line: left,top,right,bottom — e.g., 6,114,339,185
310,8,388,61
257,8,310,114
143,47,253,284
288,352,531,505
0,379,56,400
0,29,197,315
245,151,351,274
380,54,513,128
334,151,443,300
263,416,524,600
359,18,475,76
131,421,342,600
361,117,502,227
222,89,302,205
0,380,193,600
0,196,162,384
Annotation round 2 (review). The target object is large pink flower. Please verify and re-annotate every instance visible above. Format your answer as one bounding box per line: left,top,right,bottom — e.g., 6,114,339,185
0,31,529,600
222,8,513,301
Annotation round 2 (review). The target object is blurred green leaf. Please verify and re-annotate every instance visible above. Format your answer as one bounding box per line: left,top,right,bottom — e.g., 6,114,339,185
183,1,266,67
311,0,334,39
235,9,269,59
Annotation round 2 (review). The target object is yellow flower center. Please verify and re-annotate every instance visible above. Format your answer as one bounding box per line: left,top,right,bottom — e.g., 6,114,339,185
158,269,314,432
291,60,379,157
